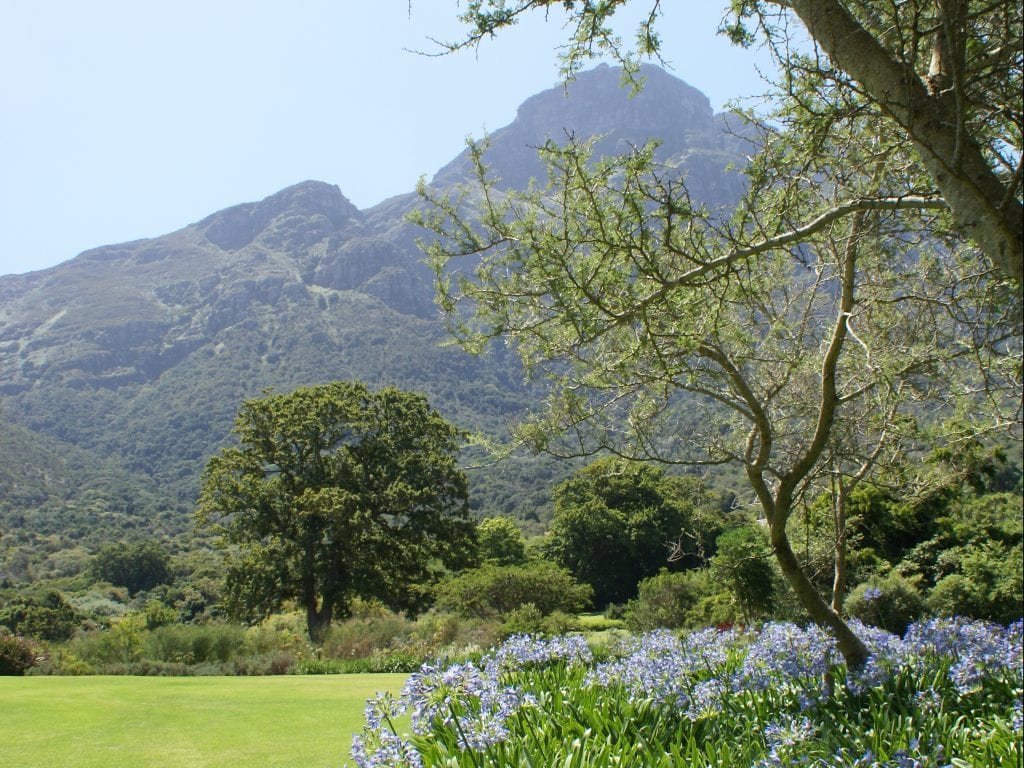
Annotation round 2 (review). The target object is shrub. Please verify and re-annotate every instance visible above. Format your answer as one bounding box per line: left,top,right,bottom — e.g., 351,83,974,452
435,561,592,619
623,569,720,631
0,631,38,675
846,571,926,634
144,622,246,664
926,541,1023,624
0,592,83,641
321,609,413,659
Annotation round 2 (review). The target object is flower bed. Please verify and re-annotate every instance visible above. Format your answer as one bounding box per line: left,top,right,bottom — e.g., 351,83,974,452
349,617,1023,767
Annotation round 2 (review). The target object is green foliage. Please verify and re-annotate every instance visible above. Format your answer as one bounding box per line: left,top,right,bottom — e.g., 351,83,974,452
0,591,82,641
476,516,527,566
846,572,925,635
142,622,246,665
0,631,38,676
544,458,716,607
90,540,172,595
197,381,475,641
901,490,1024,624
711,525,776,623
927,542,1024,624
623,568,729,632
622,569,704,634
499,605,579,637
434,561,591,619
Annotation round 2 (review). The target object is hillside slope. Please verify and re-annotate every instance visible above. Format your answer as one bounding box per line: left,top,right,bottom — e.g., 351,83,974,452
0,64,750,556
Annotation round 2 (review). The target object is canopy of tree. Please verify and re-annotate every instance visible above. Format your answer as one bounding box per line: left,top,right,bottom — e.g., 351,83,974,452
419,0,1022,667
197,381,475,642
544,458,717,607
444,0,1022,284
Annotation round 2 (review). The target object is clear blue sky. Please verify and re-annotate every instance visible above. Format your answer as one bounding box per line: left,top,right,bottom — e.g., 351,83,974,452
0,1,772,277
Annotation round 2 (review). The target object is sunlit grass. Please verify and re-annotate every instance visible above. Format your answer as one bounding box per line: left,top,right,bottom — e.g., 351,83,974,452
0,674,406,768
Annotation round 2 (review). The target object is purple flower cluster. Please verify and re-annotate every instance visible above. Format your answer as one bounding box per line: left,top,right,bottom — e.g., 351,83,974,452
836,740,952,768
735,622,838,705
862,586,883,602
488,632,592,674
584,628,693,708
351,693,423,768
754,714,817,766
348,619,1023,767
583,626,743,718
402,660,524,748
349,633,594,767
904,617,1023,693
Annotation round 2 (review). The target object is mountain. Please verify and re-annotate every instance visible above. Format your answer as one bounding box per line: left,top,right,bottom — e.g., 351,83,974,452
434,63,751,205
0,64,750,572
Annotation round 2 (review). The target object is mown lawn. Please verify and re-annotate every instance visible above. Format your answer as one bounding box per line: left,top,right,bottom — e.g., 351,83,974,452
0,674,406,768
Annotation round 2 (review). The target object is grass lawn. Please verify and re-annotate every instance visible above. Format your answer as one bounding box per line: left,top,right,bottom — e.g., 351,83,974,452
0,674,406,768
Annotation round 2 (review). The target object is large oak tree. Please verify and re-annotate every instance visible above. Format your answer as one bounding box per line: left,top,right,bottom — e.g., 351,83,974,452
197,381,475,642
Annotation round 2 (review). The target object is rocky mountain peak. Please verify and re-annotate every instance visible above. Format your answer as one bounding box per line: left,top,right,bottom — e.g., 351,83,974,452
198,180,361,251
432,63,727,191
513,63,714,138
0,65,751,498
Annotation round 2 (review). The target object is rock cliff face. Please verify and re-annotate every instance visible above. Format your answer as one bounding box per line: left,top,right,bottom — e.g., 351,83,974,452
432,63,751,206
0,65,750,506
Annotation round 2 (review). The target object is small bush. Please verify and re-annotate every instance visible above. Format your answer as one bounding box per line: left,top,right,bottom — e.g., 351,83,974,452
435,561,592,619
0,631,38,675
28,650,94,676
144,622,246,664
624,569,723,631
846,571,925,634
231,652,296,676
322,610,413,659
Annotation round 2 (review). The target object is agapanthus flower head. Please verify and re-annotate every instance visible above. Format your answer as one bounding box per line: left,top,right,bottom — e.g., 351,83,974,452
487,632,592,675
862,586,883,602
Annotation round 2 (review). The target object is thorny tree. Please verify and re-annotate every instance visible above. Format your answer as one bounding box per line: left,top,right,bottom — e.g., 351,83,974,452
415,46,1021,665
438,0,1023,284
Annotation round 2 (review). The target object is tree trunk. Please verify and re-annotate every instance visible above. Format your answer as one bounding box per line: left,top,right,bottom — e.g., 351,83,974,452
769,512,869,669
306,601,333,645
831,475,849,616
787,0,1024,284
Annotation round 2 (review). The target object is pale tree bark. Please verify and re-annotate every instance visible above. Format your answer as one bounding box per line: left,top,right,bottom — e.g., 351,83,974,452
786,0,1023,283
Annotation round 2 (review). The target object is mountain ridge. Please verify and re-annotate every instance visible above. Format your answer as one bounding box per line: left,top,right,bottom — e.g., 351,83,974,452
0,64,751,569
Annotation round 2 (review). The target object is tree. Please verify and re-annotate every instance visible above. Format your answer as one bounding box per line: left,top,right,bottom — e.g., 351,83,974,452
196,381,475,642
477,516,528,565
90,540,172,595
418,60,1020,666
711,526,777,624
440,0,1022,284
544,457,714,607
